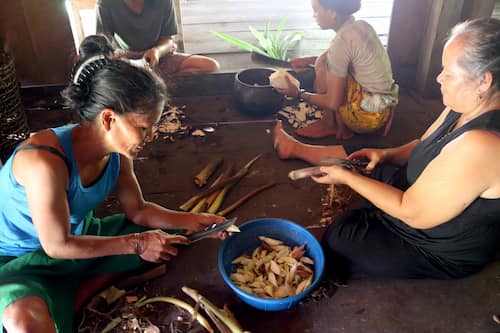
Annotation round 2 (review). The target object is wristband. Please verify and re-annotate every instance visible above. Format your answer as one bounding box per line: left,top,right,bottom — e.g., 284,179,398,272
297,89,305,101
134,233,145,256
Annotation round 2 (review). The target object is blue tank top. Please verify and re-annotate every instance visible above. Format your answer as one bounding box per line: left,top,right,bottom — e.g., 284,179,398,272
0,124,120,256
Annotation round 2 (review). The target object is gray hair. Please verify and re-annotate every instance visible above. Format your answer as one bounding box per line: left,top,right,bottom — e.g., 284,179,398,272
448,18,500,93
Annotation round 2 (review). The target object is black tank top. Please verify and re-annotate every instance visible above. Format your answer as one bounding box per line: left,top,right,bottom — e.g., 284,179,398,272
380,110,500,274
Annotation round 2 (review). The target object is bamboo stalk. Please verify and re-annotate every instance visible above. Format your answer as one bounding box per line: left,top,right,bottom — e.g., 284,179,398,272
134,296,214,333
190,197,208,213
217,182,276,216
207,155,261,214
194,157,223,187
182,286,247,333
190,172,226,213
179,173,246,211
205,162,234,208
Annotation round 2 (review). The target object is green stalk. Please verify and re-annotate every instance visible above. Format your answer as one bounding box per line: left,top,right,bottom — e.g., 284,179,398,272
190,171,226,212
182,286,247,333
206,162,234,208
134,296,214,333
194,157,223,187
207,155,261,214
179,173,244,211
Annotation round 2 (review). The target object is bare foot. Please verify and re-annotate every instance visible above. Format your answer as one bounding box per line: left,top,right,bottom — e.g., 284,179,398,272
273,120,299,160
295,119,338,138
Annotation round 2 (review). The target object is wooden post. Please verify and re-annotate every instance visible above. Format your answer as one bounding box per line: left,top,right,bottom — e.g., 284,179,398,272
461,0,495,20
415,0,464,97
173,0,185,52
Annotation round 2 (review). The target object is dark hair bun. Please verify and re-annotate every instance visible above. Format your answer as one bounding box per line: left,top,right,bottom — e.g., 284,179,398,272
320,0,361,15
78,35,115,60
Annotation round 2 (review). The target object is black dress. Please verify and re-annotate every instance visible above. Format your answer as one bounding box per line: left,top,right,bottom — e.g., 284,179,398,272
322,110,500,279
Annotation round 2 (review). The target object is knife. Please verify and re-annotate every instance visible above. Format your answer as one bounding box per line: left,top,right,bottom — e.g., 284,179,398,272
187,217,238,243
320,157,368,168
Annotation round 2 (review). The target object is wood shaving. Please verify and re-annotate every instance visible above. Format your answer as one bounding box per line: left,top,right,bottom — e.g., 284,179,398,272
277,102,323,129
154,105,188,142
307,184,360,230
191,129,206,137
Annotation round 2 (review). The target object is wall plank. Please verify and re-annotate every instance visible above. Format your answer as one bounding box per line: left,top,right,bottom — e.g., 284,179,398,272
0,0,75,85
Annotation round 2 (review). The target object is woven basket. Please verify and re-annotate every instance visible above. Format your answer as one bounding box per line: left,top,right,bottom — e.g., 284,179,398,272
0,50,29,162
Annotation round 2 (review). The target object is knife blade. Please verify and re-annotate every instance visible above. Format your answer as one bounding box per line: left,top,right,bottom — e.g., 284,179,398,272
320,157,368,168
187,217,238,243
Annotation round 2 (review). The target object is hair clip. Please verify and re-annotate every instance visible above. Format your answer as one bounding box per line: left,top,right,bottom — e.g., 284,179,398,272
72,55,107,85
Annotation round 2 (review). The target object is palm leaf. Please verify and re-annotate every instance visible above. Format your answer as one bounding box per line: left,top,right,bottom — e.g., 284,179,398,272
212,13,304,61
275,12,289,43
249,26,271,52
211,31,266,55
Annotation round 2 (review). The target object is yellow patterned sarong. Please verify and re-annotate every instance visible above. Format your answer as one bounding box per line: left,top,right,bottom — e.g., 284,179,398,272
338,75,393,134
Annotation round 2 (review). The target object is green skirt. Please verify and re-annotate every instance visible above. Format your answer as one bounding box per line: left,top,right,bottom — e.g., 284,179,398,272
0,213,148,333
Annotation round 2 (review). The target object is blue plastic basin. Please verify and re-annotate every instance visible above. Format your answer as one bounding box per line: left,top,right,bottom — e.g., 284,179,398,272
218,218,325,311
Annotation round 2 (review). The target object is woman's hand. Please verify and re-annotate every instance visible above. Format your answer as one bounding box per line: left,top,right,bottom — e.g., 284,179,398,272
137,229,189,263
274,74,301,97
144,47,161,67
310,165,350,185
188,212,230,240
290,56,316,72
348,148,387,172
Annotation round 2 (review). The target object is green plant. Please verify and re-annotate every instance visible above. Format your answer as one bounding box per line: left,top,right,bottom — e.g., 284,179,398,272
211,13,304,61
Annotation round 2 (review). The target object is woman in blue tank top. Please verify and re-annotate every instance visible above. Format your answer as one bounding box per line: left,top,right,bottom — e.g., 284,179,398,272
0,35,226,332
273,18,500,280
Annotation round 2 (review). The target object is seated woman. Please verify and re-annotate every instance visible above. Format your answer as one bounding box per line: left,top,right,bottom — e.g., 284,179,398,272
96,0,220,74
276,0,398,139
274,18,500,279
0,36,226,332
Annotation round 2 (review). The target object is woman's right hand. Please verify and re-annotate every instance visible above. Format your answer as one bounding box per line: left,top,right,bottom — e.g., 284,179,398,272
136,230,189,263
290,56,316,72
348,148,388,172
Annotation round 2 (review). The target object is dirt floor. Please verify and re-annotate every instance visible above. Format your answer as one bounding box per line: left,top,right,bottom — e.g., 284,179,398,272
21,71,500,333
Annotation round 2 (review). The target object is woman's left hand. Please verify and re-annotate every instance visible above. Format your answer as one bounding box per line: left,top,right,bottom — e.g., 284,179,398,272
311,165,349,185
189,212,230,240
275,74,300,97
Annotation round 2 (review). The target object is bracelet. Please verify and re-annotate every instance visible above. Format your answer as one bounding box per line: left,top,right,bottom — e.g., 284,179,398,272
297,89,305,101
134,233,145,256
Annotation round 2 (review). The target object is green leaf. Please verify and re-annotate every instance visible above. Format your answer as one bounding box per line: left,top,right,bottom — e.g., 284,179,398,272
275,12,289,43
249,26,271,51
211,12,303,62
211,31,266,55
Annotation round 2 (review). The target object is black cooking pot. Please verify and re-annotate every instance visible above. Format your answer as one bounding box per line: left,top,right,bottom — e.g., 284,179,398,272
233,68,284,116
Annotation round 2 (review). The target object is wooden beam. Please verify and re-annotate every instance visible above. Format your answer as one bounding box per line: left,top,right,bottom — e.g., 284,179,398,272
461,0,495,20
174,0,185,52
415,0,463,97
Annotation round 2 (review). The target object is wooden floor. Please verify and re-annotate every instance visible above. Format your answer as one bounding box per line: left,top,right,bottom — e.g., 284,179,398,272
22,71,500,333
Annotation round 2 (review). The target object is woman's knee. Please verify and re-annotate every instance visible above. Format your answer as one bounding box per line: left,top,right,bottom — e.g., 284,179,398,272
3,296,56,333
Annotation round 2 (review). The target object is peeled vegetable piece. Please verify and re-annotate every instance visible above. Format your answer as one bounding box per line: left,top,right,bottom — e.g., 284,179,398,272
269,69,300,92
